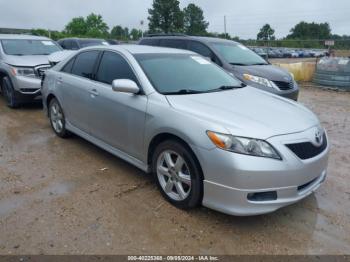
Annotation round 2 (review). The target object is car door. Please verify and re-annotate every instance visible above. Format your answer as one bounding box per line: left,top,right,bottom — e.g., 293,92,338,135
89,51,147,160
57,50,100,134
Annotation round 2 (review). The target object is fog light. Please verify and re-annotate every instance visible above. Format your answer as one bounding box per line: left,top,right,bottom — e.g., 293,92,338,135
247,191,277,202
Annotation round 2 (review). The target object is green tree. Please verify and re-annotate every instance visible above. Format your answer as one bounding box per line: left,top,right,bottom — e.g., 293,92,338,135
110,25,130,40
65,17,87,36
64,13,109,38
257,24,275,41
148,0,184,33
287,21,331,39
85,13,109,38
183,3,208,35
130,28,143,40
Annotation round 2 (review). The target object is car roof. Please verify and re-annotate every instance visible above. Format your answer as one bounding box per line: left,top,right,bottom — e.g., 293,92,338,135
83,44,195,55
0,34,52,40
59,38,106,41
142,35,239,45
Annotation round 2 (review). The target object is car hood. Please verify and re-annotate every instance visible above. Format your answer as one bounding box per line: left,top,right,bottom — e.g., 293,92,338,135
231,64,292,82
48,50,76,65
166,87,319,139
5,55,50,67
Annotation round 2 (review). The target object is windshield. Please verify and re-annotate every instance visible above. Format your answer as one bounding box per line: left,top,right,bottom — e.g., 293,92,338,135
211,42,268,66
1,39,61,55
79,39,109,48
135,53,242,94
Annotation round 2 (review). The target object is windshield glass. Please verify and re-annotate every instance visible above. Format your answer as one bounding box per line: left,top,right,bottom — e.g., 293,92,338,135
1,39,61,55
211,42,268,66
79,40,109,48
135,53,242,94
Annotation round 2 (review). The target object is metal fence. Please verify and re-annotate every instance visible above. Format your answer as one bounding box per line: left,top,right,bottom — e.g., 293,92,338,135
239,39,350,50
313,57,350,89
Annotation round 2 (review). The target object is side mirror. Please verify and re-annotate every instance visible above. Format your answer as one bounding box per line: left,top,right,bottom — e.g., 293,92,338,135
112,79,140,94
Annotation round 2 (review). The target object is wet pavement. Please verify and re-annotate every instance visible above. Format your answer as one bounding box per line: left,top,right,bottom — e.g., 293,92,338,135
0,84,349,255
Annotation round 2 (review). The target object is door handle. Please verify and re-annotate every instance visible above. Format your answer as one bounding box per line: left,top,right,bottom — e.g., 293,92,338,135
90,88,99,97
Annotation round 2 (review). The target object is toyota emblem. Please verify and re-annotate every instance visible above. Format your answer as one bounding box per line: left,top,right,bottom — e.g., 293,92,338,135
314,130,323,147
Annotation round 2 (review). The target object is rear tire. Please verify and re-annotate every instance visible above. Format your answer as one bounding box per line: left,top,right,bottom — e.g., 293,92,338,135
152,140,203,209
48,98,71,138
2,77,20,108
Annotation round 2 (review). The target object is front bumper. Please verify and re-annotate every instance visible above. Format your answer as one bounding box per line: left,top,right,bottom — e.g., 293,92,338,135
192,127,329,216
11,75,42,101
246,81,299,101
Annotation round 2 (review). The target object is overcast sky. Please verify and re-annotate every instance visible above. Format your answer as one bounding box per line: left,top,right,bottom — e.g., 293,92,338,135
0,0,349,39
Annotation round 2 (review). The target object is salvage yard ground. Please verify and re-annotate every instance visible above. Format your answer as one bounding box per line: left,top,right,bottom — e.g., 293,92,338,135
0,83,349,255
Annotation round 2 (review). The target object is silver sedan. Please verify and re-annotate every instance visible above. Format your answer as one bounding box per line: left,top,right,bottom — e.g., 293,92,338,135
42,45,329,216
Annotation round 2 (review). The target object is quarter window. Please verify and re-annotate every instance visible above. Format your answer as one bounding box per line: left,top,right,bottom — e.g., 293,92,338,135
61,58,75,73
71,51,99,79
188,41,213,58
96,51,137,85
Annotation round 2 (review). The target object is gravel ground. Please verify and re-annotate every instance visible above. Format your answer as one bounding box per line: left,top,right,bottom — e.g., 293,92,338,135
0,83,349,255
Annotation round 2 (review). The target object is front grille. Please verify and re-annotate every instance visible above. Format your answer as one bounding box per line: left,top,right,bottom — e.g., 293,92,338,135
273,80,294,90
286,133,327,160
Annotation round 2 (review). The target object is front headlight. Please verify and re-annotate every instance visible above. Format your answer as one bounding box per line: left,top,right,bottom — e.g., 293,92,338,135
207,131,281,160
243,74,278,89
11,67,36,78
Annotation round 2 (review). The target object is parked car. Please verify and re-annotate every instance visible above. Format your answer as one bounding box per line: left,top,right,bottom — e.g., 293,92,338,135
139,35,299,100
57,38,110,50
42,45,329,216
0,34,62,108
291,50,299,58
106,39,120,45
252,48,268,59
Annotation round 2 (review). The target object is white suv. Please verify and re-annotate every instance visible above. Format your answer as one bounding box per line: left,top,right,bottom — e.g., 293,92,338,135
0,34,62,108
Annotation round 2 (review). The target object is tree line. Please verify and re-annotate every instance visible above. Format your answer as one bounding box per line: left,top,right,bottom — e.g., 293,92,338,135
29,0,349,49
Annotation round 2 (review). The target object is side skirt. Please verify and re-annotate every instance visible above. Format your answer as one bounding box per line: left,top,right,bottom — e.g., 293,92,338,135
66,121,150,173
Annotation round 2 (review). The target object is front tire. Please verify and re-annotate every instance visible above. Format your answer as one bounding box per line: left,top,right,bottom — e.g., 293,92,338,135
2,77,20,108
152,140,203,209
48,98,70,138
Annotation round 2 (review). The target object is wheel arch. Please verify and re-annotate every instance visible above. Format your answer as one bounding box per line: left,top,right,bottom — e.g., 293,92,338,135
147,132,204,178
0,69,10,91
46,93,57,112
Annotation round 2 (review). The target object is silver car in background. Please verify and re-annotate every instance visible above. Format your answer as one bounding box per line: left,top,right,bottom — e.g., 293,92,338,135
42,45,329,216
0,34,62,108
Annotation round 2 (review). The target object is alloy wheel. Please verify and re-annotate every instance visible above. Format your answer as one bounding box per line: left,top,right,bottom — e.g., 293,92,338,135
156,150,192,201
50,101,64,133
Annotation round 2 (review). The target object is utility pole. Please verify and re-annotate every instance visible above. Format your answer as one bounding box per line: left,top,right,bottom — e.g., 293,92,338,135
140,20,144,38
224,16,227,38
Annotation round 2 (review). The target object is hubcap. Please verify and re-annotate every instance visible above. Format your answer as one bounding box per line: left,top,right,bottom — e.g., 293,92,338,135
50,102,64,133
156,150,191,201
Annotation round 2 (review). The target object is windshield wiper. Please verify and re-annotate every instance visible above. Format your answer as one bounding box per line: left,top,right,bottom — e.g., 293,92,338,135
163,89,206,95
248,63,269,65
208,84,245,93
229,63,248,66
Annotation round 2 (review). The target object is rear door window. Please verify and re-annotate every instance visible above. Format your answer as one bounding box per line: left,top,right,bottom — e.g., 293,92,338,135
71,51,99,79
139,38,160,46
96,51,138,85
71,40,79,50
159,39,187,49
